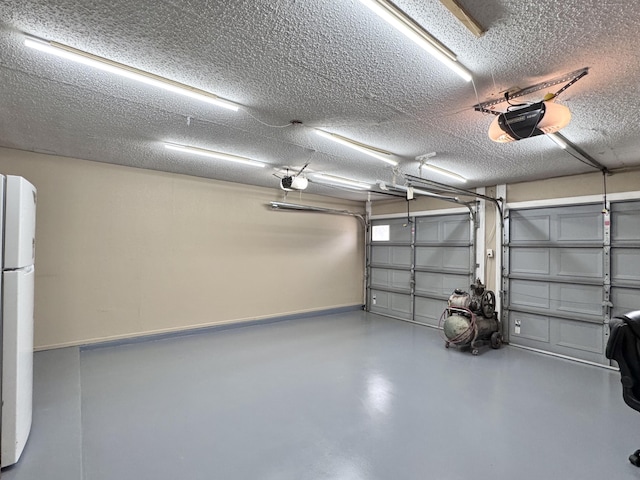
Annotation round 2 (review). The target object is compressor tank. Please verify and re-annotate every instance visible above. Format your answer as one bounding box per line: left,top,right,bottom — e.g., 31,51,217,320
443,314,499,342
443,313,474,344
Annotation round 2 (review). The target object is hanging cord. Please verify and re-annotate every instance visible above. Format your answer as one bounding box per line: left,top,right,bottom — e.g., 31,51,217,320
504,91,529,109
240,108,294,128
471,78,482,112
603,170,609,213
438,307,477,346
471,78,494,118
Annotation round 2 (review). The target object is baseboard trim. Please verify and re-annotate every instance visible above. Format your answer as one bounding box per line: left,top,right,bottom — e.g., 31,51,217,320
77,305,364,351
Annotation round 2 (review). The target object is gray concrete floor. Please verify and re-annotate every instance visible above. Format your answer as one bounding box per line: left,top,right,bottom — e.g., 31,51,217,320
4,311,640,479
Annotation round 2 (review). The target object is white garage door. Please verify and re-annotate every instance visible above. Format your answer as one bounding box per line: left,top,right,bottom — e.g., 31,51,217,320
504,203,607,365
368,213,473,325
611,201,640,319
368,218,413,320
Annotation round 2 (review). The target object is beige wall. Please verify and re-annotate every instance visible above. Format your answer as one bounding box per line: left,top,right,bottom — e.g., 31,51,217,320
0,147,365,350
507,170,640,202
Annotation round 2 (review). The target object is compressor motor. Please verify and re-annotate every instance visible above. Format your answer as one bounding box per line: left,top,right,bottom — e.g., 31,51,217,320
442,279,503,355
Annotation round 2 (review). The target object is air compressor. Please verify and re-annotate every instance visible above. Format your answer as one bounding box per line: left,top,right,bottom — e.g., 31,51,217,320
441,279,503,355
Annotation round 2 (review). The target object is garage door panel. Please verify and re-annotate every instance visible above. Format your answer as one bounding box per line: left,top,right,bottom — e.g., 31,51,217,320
510,280,550,309
371,246,390,265
415,271,469,296
415,246,470,271
611,287,640,319
415,217,441,243
510,248,602,279
370,268,411,290
414,296,447,327
371,246,412,267
442,248,471,271
370,289,390,309
510,248,550,275
557,320,604,354
369,290,412,320
509,312,605,362
557,212,603,242
390,247,412,266
512,215,550,242
442,220,469,243
510,279,602,318
392,294,412,316
415,215,469,244
510,205,603,244
557,249,603,278
556,284,603,317
510,311,550,342
612,248,640,283
388,223,411,242
612,203,640,242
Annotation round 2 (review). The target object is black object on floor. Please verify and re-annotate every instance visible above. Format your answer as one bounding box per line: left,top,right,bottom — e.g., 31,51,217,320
606,310,640,467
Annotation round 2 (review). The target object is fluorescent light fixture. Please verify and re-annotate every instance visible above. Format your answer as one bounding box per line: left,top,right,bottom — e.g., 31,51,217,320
384,182,458,201
164,143,265,167
313,173,372,190
315,130,398,166
547,133,568,149
24,36,240,111
359,0,473,82
422,164,467,182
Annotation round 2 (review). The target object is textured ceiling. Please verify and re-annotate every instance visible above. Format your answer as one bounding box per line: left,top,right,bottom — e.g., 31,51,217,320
1,0,639,201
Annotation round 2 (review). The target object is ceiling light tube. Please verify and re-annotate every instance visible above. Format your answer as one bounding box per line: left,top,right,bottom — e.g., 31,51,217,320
313,173,372,190
547,133,568,149
24,36,240,111
315,130,398,166
359,0,473,82
164,143,265,167
422,164,467,182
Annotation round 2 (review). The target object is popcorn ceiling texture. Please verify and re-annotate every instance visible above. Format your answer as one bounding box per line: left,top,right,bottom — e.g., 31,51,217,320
0,0,638,200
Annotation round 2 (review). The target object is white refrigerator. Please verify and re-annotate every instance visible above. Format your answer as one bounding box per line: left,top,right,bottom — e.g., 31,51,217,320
0,176,36,468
